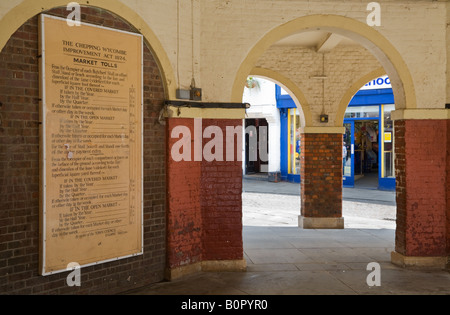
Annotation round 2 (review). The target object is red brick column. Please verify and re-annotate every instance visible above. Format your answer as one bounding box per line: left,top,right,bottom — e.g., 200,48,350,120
299,133,344,229
166,118,203,275
201,119,243,263
447,120,450,258
392,120,448,268
166,117,245,279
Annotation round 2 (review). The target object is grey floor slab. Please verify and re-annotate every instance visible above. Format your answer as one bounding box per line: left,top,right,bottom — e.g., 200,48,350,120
245,248,315,264
242,178,396,206
126,186,450,296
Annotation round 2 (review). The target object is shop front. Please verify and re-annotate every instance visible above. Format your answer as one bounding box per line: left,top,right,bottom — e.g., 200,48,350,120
277,86,301,183
343,103,395,190
277,75,396,190
343,76,395,190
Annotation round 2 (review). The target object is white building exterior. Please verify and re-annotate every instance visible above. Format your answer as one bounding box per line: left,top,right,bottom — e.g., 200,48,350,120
242,78,281,175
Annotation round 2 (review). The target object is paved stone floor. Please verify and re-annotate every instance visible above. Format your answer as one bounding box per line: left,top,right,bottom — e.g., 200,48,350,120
127,181,450,296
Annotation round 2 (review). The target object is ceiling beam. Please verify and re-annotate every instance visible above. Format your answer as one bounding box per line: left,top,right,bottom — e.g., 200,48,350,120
316,33,343,53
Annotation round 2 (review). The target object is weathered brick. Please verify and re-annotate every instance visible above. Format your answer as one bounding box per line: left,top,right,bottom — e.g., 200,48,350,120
395,120,448,257
166,118,243,268
301,133,343,218
0,7,166,295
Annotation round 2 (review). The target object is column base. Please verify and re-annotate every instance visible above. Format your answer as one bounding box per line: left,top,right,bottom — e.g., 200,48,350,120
165,262,202,281
201,259,247,272
391,251,448,270
165,259,247,281
299,216,344,229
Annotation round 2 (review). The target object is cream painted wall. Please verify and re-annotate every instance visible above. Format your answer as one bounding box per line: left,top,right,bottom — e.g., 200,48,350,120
198,0,447,110
0,0,448,118
447,2,450,104
0,0,22,20
256,45,381,126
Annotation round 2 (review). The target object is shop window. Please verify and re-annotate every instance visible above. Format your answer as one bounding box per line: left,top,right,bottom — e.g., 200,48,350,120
354,120,379,176
288,108,300,175
344,106,379,118
381,104,395,178
343,123,352,177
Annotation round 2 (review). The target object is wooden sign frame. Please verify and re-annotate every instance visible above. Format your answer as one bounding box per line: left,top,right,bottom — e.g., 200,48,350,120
39,14,144,275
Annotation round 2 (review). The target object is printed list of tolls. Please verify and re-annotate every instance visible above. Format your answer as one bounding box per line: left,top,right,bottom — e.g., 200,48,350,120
47,40,138,241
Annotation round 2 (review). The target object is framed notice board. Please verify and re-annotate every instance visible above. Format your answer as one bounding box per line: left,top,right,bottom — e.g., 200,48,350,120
39,14,143,275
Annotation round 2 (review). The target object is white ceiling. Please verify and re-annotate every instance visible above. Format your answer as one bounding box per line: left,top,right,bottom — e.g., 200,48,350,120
273,30,359,51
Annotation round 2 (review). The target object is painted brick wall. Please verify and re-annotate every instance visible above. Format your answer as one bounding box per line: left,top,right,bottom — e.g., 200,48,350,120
199,0,446,108
395,120,447,257
166,118,202,269
394,120,407,254
0,7,166,294
166,118,243,269
201,119,243,261
300,133,342,218
256,45,381,126
447,120,450,255
447,4,450,104
0,1,448,111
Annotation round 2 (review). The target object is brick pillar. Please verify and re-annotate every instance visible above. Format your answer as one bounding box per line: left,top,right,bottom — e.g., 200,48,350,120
447,120,450,258
299,133,344,229
201,119,243,264
166,117,245,279
166,118,203,278
392,120,448,268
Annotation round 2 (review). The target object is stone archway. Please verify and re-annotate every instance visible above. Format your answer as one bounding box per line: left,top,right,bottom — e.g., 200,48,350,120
249,67,310,128
0,5,168,294
0,0,176,100
335,67,386,127
229,15,450,269
231,14,417,118
231,14,416,230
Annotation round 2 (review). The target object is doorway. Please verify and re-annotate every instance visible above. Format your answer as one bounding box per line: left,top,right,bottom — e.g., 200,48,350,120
343,119,379,189
245,118,269,175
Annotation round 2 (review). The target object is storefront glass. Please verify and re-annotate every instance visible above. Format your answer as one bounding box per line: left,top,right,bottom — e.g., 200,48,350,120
288,108,300,175
382,104,395,178
344,106,379,119
354,120,379,176
343,123,352,177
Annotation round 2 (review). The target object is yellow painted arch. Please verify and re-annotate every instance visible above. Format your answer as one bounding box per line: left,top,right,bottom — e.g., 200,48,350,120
249,67,311,127
0,0,176,99
335,67,386,126
231,14,417,126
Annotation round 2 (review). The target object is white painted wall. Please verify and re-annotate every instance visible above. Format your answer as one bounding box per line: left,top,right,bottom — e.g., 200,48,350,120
242,78,280,175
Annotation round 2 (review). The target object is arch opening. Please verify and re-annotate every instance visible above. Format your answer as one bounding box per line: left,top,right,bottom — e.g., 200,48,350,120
231,14,417,126
241,73,308,184
341,73,397,194
238,16,403,266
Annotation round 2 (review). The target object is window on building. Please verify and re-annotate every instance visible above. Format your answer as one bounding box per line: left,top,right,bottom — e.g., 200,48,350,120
344,106,379,118
381,104,395,178
288,108,301,175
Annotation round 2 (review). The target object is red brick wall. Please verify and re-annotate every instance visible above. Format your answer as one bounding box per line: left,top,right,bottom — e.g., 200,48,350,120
394,120,406,254
166,118,202,269
447,120,450,256
395,120,447,257
166,118,243,269
0,7,166,294
201,119,243,261
300,133,343,218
